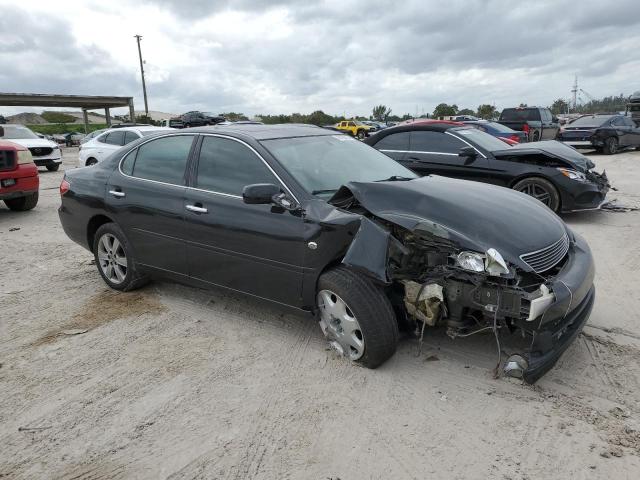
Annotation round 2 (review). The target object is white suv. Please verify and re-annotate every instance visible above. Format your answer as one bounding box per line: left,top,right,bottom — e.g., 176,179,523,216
78,126,174,167
0,124,62,171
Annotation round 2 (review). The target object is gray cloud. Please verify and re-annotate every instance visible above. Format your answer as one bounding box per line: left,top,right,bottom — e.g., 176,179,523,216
2,0,640,117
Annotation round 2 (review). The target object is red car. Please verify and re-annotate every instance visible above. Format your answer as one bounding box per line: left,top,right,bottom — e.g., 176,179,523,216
0,136,39,211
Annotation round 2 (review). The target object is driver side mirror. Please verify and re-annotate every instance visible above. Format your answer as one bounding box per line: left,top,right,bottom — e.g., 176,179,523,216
242,183,301,212
242,183,281,204
459,146,477,158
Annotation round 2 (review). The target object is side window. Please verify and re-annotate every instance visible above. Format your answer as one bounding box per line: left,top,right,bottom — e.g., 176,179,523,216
340,122,346,127
374,132,410,151
130,135,194,184
196,136,278,196
104,131,125,146
97,133,109,144
623,116,635,126
123,131,139,144
410,131,466,153
348,122,356,127
121,149,136,175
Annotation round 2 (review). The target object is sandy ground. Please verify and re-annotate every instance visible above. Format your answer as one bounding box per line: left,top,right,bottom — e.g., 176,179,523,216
1,147,639,480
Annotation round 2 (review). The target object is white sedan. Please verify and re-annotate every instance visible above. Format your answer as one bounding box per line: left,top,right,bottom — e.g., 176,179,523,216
78,126,174,167
0,124,62,171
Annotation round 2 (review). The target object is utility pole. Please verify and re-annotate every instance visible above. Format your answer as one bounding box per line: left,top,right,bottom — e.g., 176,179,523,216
134,34,149,118
571,74,578,112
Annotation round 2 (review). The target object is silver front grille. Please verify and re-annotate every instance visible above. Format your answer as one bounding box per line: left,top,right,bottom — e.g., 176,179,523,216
520,234,570,273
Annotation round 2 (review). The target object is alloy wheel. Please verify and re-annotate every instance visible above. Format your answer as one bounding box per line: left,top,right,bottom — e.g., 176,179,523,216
317,289,365,360
97,233,128,284
517,182,552,207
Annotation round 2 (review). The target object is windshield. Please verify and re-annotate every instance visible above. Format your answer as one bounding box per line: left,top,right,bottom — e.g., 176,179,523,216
450,127,512,151
261,134,417,196
482,121,516,133
500,108,540,121
568,115,612,128
0,125,40,140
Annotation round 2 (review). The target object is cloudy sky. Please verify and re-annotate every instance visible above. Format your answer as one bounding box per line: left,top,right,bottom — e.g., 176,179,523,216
1,0,639,118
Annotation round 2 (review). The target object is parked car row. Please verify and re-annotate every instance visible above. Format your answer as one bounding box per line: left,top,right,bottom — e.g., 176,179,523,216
59,122,608,382
0,124,62,171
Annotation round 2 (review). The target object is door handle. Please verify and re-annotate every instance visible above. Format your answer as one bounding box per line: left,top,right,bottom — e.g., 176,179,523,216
186,204,208,214
109,189,125,198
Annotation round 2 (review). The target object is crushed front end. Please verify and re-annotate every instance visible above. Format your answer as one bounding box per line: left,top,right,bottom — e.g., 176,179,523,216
382,222,595,383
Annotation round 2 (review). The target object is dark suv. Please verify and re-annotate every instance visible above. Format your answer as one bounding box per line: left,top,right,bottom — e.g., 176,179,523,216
498,107,559,142
180,111,225,127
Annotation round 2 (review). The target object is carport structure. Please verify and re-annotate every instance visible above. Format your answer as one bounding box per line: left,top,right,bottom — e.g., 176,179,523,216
0,93,135,132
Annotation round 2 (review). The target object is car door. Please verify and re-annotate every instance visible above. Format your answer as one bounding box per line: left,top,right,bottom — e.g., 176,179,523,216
182,134,306,306
403,130,490,181
540,109,556,139
373,131,410,162
105,134,197,276
611,116,631,146
623,116,640,146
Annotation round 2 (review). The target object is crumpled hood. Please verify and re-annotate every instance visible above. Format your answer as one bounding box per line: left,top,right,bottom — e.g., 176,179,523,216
331,176,567,271
496,140,595,171
6,138,58,149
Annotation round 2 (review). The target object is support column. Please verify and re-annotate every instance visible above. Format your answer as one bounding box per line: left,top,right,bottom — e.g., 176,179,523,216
105,107,111,127
129,98,135,123
82,109,89,134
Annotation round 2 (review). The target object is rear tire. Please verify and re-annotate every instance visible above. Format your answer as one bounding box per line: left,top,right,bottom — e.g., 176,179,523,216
317,266,398,368
93,223,149,291
532,130,540,142
4,192,39,211
513,176,561,212
603,136,618,155
46,164,60,172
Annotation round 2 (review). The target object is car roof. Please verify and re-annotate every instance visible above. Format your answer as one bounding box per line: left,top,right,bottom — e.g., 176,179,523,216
187,123,334,140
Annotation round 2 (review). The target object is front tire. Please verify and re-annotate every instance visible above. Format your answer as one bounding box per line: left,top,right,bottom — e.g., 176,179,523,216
513,176,561,212
4,192,39,211
46,163,60,172
317,266,398,368
357,129,366,140
603,136,618,155
93,223,148,291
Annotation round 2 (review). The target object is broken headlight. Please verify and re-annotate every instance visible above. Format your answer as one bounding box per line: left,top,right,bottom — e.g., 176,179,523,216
456,248,510,276
557,168,587,182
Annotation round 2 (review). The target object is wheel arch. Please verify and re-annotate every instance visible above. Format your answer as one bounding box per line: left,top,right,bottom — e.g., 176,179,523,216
509,174,562,211
86,214,116,250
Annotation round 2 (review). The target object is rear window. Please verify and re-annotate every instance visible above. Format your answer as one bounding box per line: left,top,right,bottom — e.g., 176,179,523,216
568,115,612,128
500,109,541,122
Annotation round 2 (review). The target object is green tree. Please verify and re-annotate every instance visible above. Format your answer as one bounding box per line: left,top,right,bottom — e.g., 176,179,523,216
220,112,249,122
135,115,159,125
307,110,336,125
41,111,76,123
550,99,569,115
457,108,475,116
432,103,458,118
518,103,528,108
372,105,392,122
477,104,497,120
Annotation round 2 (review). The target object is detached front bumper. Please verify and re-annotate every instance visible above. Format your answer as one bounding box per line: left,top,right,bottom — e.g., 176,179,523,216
522,232,595,382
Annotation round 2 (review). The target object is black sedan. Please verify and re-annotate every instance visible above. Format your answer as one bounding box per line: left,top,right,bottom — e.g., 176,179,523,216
59,125,596,382
557,114,640,154
364,123,610,212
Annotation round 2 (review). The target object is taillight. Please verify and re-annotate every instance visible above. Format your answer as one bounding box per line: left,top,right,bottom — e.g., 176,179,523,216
522,123,530,134
60,179,70,196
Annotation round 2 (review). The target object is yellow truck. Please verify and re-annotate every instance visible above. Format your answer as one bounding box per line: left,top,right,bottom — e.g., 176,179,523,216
335,120,374,139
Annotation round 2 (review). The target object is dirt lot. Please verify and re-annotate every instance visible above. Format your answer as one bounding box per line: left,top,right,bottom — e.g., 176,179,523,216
1,147,640,479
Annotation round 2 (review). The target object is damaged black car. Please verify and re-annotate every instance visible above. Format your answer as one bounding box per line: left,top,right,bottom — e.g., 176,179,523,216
58,125,596,383
364,122,611,212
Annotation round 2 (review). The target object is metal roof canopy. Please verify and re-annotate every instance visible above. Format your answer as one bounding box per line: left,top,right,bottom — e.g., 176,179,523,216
0,92,135,132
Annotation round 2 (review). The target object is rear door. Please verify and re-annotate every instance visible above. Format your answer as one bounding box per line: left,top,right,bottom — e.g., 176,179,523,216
373,131,410,162
540,109,556,139
403,130,490,181
182,135,306,306
611,116,631,146
623,115,640,146
105,134,196,276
